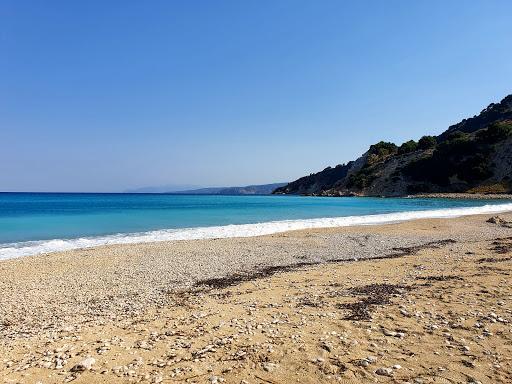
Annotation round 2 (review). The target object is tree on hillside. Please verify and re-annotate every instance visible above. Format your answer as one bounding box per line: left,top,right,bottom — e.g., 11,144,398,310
417,135,437,150
398,140,418,154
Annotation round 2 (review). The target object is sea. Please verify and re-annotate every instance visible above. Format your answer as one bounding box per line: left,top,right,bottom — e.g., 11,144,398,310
1,192,511,260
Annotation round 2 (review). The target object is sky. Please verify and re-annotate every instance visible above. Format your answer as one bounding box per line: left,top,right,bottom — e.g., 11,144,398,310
1,1,512,192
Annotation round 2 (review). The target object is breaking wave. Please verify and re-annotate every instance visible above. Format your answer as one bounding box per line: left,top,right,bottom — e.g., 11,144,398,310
1,203,512,260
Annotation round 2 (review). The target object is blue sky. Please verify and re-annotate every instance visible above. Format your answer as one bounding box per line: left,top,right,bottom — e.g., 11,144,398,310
1,0,511,192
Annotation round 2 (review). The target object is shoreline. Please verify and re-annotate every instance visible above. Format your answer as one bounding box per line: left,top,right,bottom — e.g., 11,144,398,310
2,201,512,260
409,193,512,199
1,212,511,383
1,213,511,330
286,192,512,199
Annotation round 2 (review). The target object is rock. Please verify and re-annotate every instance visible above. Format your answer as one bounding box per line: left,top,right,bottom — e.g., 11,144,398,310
462,360,476,368
354,359,369,367
392,364,402,370
382,329,397,337
55,358,65,370
262,362,278,372
135,340,152,350
375,367,393,376
487,216,508,225
354,356,377,367
70,357,95,372
320,341,332,352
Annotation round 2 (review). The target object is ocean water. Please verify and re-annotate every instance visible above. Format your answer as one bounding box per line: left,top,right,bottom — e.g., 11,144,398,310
1,193,511,259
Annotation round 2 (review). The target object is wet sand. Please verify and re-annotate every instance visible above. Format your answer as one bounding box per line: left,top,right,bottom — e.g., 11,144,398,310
1,214,511,383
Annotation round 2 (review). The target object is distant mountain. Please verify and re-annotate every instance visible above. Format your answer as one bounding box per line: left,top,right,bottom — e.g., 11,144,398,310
275,94,512,197
124,184,201,193
177,183,288,195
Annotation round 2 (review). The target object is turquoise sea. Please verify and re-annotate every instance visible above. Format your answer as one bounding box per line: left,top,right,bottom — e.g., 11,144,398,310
1,193,511,259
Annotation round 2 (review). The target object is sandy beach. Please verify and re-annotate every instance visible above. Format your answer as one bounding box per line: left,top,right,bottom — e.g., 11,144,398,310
1,213,511,383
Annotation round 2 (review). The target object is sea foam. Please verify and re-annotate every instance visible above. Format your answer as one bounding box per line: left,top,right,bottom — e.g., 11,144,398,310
1,203,512,260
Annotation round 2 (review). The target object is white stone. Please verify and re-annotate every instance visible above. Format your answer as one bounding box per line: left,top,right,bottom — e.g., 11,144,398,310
383,329,397,337
262,362,278,372
71,357,95,372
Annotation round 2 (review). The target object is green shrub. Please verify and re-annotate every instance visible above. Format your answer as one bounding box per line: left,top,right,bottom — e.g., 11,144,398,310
417,135,437,150
404,156,451,185
368,141,398,157
436,132,477,158
476,121,512,144
366,141,398,165
403,129,493,186
398,140,418,155
347,167,377,189
457,154,492,183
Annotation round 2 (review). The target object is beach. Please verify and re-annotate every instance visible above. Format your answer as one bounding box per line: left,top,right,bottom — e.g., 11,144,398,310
1,213,511,383
4,2,512,383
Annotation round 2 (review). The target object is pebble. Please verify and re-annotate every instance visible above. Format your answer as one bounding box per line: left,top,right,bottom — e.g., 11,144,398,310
1,226,511,384
70,357,95,372
262,362,278,372
375,367,393,376
366,356,377,363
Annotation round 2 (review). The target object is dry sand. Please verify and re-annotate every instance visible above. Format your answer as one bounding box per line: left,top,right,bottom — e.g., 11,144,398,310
1,214,511,383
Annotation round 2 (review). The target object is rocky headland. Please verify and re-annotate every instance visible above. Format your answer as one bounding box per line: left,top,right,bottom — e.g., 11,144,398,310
274,95,512,197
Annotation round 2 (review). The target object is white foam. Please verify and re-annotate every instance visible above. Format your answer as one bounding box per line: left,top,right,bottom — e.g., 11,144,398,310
1,203,512,260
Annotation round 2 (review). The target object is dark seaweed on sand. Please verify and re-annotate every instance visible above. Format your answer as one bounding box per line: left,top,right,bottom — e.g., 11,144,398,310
337,283,411,321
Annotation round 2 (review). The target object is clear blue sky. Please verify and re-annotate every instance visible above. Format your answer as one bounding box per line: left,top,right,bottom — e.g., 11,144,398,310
1,0,511,192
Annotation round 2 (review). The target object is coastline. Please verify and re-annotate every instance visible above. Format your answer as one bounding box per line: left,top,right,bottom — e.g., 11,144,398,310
2,201,512,260
409,193,512,200
1,213,511,383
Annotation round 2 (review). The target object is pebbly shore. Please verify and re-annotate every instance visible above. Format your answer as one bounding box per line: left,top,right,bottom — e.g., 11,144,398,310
0,213,511,383
409,193,512,200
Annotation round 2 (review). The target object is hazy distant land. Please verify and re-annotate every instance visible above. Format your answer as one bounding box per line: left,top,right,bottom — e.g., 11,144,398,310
126,182,287,195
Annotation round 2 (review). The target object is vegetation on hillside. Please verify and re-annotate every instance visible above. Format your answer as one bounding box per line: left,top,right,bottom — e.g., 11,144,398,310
274,95,512,196
404,121,512,189
440,95,512,140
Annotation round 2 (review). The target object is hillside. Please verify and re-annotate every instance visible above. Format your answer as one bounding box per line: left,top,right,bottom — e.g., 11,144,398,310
274,95,512,197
